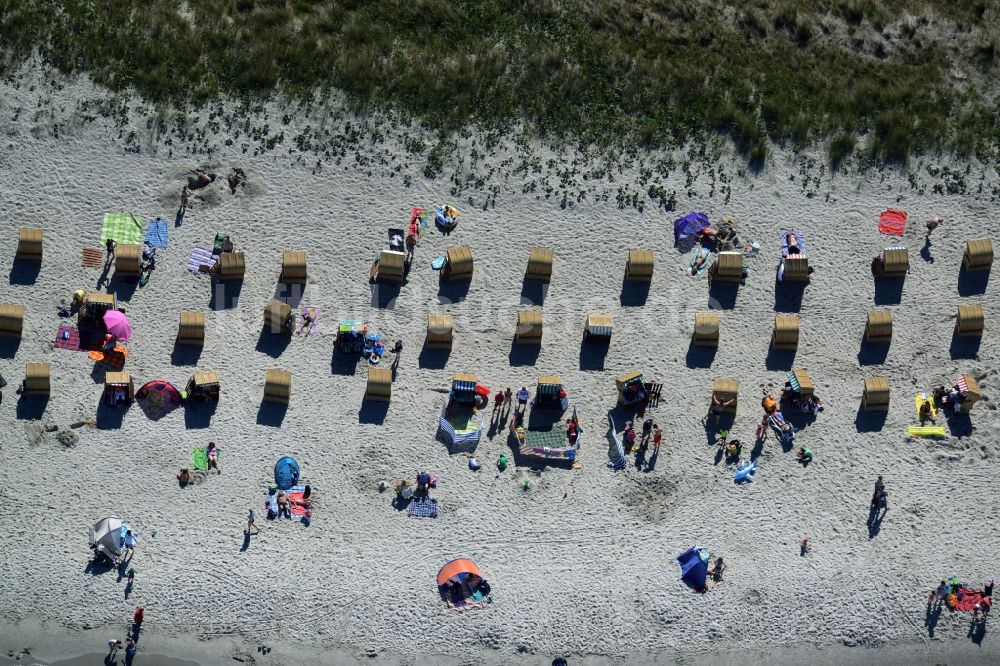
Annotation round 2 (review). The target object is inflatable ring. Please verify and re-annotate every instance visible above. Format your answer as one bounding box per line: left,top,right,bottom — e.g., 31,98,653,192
435,205,459,228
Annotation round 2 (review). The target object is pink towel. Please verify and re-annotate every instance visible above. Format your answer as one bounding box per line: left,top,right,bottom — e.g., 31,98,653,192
878,209,907,236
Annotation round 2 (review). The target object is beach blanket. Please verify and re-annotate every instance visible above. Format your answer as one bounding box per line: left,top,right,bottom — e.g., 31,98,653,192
780,230,808,257
54,324,82,351
407,498,438,518
101,213,144,246
915,393,937,421
954,587,984,612
88,345,129,370
687,245,710,276
192,448,209,472
187,247,215,274
878,209,908,236
144,219,169,248
81,248,105,268
287,485,307,516
907,425,946,438
299,307,320,335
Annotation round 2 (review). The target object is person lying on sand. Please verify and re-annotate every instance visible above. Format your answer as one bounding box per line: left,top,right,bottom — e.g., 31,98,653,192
207,442,221,474
299,308,317,336
187,169,217,190
277,490,292,518
690,242,709,275
785,233,801,255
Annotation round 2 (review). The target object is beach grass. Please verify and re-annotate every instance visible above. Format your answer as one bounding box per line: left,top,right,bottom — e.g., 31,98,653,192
1,1,997,164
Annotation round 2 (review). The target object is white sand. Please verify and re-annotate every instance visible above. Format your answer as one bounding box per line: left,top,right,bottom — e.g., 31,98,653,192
0,68,998,663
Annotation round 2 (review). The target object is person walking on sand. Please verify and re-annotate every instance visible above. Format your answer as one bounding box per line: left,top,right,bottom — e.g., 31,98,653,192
492,390,505,419
133,606,144,629
504,387,513,413
517,386,530,414
105,238,117,265
641,416,654,444
926,216,942,239
123,529,138,557
247,509,259,535
871,476,885,506
652,425,663,454
391,340,403,370
125,638,137,658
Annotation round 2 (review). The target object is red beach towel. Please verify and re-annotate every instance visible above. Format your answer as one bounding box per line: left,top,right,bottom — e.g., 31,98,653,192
54,324,81,351
954,587,984,612
878,209,907,236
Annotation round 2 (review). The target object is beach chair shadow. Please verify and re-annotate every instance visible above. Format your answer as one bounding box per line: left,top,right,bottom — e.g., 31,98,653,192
96,398,128,429
16,394,48,420
857,340,890,366
418,344,450,370
330,351,360,376
508,339,541,367
949,329,981,360
274,283,305,310
256,401,287,427
255,327,292,358
0,337,20,359
370,282,401,309
703,413,734,446
773,281,806,313
873,277,904,305
358,400,389,425
436,279,470,305
170,339,202,366
520,279,547,306
579,340,609,371
209,280,242,310
854,405,888,432
619,277,650,307
685,339,717,369
957,266,989,297
765,347,796,371
108,275,138,302
945,413,974,438
184,400,218,429
8,259,40,286
708,282,738,310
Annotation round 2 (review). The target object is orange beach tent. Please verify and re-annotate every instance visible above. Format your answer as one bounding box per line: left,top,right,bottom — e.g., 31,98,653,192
437,559,482,586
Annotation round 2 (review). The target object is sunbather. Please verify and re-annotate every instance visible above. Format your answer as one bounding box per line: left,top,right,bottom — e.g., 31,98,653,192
207,442,221,474
299,308,317,336
277,490,292,518
785,233,801,255
690,242,709,275
709,557,726,582
187,169,217,190
919,398,936,424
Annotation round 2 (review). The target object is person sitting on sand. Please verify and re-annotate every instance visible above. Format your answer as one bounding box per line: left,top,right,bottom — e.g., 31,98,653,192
709,557,726,582
797,447,814,464
299,308,317,336
442,205,457,223
221,235,234,253
266,487,279,519
227,168,246,194
207,442,221,474
919,398,936,424
725,439,742,459
177,468,192,486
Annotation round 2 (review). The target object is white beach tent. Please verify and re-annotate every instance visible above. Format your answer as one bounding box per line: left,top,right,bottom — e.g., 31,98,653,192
89,515,128,560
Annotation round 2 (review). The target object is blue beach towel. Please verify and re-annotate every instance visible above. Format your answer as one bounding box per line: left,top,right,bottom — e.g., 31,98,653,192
145,219,169,248
687,245,710,276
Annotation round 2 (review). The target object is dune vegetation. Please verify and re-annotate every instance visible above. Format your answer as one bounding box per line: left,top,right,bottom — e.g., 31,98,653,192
1,1,998,165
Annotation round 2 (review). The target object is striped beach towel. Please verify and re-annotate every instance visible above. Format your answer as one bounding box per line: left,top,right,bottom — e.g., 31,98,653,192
101,213,144,246
187,247,215,274
144,219,169,248
54,324,81,351
81,248,105,268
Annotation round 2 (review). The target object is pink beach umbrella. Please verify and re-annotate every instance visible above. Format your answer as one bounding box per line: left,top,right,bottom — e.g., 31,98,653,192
103,310,133,341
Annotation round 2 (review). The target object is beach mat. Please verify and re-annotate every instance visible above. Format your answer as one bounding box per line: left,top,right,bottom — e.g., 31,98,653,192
878,209,907,236
101,213,144,246
407,498,438,518
144,219,169,248
915,393,937,421
299,307,320,335
54,324,82,351
955,588,984,612
192,448,209,472
81,248,105,268
88,345,129,370
187,247,215,274
907,425,946,438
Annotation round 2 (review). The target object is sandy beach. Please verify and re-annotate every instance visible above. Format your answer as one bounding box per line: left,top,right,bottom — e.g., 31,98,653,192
0,67,998,665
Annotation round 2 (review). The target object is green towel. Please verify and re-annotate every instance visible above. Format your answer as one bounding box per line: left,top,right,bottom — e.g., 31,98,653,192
192,448,209,471
101,213,144,246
